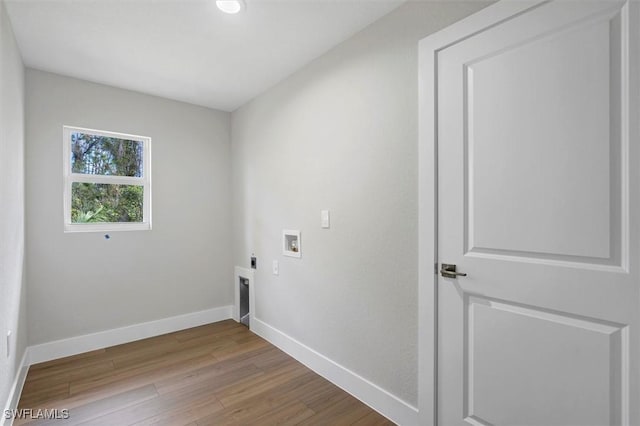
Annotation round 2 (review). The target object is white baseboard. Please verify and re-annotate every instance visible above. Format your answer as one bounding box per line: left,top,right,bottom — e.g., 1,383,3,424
1,349,30,426
28,305,233,365
251,318,418,426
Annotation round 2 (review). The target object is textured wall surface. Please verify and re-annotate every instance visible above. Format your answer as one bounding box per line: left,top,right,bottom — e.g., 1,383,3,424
231,1,491,405
0,0,27,411
25,70,232,344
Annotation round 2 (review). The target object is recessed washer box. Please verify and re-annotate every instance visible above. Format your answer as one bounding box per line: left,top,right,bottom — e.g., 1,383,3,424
283,230,301,258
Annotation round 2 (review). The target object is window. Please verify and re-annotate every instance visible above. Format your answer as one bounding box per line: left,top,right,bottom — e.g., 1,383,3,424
63,126,151,232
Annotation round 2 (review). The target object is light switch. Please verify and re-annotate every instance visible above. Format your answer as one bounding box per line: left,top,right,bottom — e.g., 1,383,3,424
321,210,330,228
272,260,279,275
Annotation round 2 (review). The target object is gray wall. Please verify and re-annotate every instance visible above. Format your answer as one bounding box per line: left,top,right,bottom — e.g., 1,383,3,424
231,1,491,406
26,70,232,345
0,0,27,411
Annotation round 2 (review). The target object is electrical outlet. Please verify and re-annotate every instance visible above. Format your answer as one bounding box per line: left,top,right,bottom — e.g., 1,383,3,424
6,330,11,358
272,260,279,275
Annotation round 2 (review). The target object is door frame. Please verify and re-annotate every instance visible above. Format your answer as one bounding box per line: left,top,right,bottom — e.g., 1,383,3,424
417,2,553,424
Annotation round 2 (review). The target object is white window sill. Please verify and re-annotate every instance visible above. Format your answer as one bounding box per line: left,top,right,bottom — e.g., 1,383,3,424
64,222,152,233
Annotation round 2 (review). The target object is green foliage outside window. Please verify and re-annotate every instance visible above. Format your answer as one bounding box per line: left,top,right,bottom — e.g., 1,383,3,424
71,132,143,177
71,183,143,223
70,132,145,223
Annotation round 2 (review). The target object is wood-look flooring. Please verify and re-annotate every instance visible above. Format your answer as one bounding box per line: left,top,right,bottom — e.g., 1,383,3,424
17,320,394,425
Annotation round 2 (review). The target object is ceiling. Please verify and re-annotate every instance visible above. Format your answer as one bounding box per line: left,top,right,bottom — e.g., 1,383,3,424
5,0,405,112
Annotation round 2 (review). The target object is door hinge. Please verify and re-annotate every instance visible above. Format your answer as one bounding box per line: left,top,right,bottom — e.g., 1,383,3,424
434,262,438,275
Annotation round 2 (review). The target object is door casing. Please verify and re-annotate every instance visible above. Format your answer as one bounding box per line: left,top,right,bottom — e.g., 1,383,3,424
417,1,640,424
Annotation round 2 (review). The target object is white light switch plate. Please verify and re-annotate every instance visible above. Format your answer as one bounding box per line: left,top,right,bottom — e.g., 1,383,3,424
272,260,279,275
321,210,330,228
6,330,11,358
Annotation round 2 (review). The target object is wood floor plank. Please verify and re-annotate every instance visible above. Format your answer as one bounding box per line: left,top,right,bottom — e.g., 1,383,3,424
63,384,159,425
16,385,158,426
153,351,265,395
172,321,255,340
299,393,374,425
172,321,240,343
26,357,113,384
29,349,107,372
130,408,199,426
198,371,320,424
68,348,219,395
214,361,309,408
22,361,115,394
299,381,350,413
210,337,271,361
20,353,219,412
253,401,316,426
351,411,397,426
17,320,395,425
17,382,70,408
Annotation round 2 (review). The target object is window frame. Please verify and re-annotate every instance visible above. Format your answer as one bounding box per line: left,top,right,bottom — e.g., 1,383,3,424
63,125,152,233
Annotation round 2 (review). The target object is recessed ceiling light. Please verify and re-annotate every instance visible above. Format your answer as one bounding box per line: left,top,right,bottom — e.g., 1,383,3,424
216,0,244,14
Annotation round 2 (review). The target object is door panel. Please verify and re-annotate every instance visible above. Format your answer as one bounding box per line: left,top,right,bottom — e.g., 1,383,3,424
434,1,638,425
466,295,625,426
469,17,612,260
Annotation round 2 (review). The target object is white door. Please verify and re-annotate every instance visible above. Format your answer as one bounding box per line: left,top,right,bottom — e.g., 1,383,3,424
420,1,639,425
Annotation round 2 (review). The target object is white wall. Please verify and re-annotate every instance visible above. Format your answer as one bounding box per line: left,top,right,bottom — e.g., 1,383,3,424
0,0,27,411
25,70,232,345
232,1,491,406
